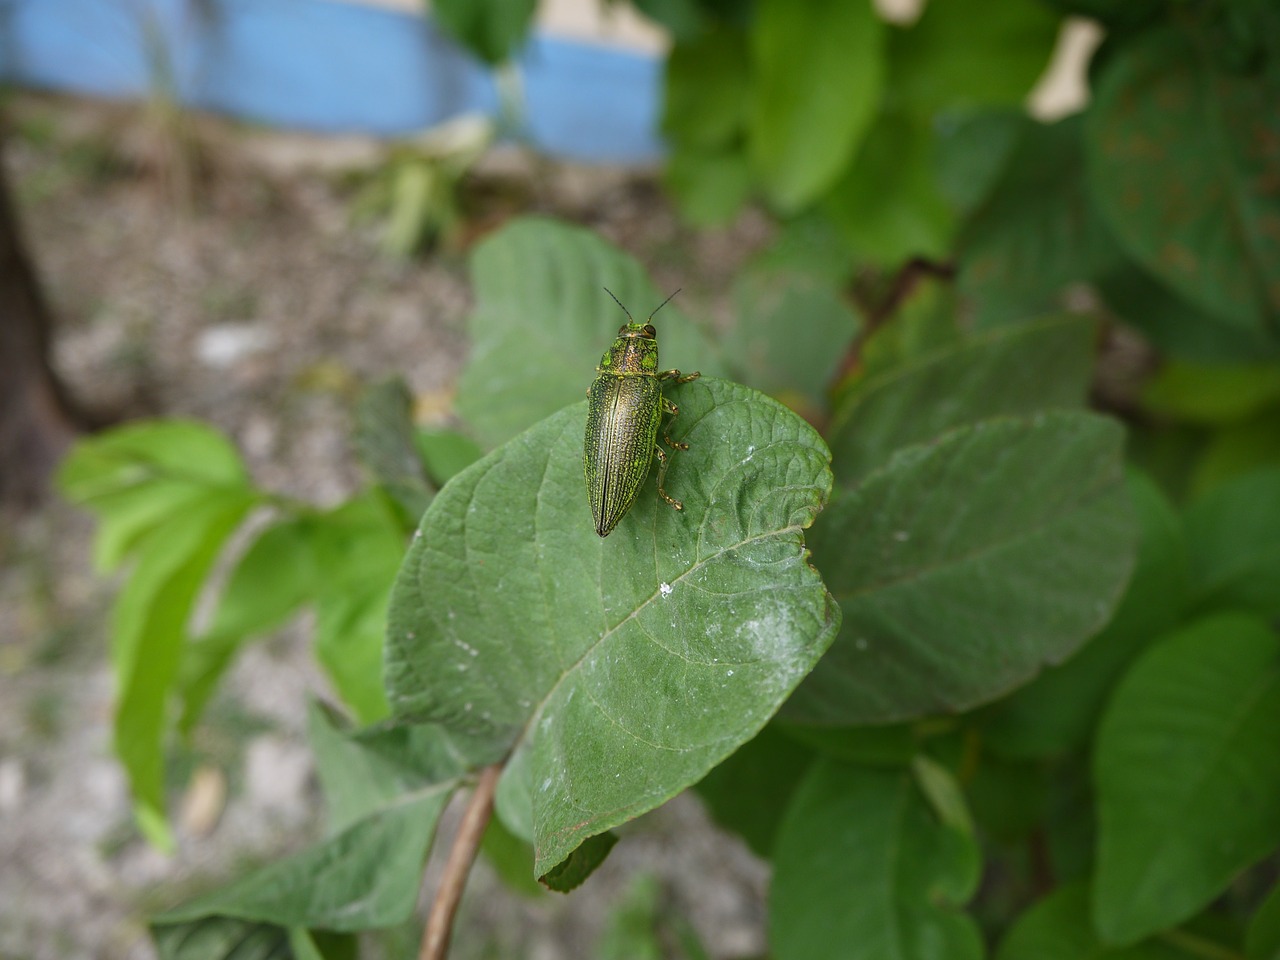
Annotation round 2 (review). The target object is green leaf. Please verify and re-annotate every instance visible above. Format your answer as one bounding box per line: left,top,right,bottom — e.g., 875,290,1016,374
1142,360,1280,425
309,494,405,722
887,0,1061,115
151,917,291,960
632,0,706,42
829,315,1096,486
959,116,1120,328
1184,467,1280,620
662,24,750,151
113,492,255,848
1097,258,1280,363
965,751,1046,844
385,377,839,876
911,754,974,836
414,427,483,487
1094,614,1280,944
981,470,1188,759
538,830,619,892
724,267,859,409
354,378,434,526
694,723,815,857
847,274,962,389
1189,406,1280,498
1085,27,1280,334
822,109,954,267
748,0,884,212
431,0,537,64
1249,883,1280,960
595,873,712,960
58,419,249,571
997,883,1192,960
307,701,473,834
663,146,753,227
179,516,316,732
381,159,440,258
779,722,917,766
789,412,1135,725
481,814,544,898
770,761,983,960
934,109,1027,216
455,218,723,448
160,792,453,931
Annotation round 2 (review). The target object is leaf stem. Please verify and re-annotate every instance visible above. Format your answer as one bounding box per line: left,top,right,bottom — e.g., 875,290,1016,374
418,763,503,960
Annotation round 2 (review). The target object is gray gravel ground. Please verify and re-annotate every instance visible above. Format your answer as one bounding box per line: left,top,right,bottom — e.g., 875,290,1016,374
0,95,775,960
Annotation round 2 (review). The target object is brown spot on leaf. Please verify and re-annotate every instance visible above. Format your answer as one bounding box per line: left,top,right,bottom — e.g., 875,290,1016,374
1159,241,1198,276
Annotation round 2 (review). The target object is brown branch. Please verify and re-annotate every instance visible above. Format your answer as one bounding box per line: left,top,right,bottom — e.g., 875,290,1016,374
831,257,957,390
419,763,503,960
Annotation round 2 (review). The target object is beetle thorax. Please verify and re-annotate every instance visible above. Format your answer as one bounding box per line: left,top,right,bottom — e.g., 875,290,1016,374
598,327,659,375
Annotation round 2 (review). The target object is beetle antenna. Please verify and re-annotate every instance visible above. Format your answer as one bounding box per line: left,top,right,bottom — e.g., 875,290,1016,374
602,287,634,322
649,288,681,320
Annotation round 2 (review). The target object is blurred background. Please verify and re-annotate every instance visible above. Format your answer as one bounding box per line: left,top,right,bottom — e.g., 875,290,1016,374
1,0,1277,958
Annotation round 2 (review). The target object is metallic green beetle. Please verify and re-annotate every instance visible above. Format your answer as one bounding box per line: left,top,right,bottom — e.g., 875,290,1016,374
584,288,699,538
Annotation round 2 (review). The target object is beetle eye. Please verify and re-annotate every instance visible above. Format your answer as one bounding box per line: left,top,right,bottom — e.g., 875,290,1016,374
617,324,631,335
643,324,657,337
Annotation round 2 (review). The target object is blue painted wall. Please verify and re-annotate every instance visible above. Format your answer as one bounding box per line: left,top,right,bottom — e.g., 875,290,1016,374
0,0,666,163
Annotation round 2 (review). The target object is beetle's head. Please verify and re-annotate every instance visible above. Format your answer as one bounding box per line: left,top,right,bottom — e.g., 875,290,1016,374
603,286,679,339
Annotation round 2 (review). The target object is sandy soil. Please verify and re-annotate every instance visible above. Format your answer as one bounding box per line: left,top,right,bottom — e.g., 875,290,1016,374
0,94,773,960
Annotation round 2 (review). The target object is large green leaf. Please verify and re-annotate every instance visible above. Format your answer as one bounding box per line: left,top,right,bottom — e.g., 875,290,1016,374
431,0,537,64
981,470,1188,759
748,0,884,212
1093,614,1280,944
958,116,1120,328
455,218,723,448
662,24,750,151
770,761,983,960
1184,466,1280,620
1085,27,1280,335
822,109,954,267
723,267,859,410
385,377,839,876
828,315,1095,486
887,0,1062,115
789,412,1135,725
997,884,1194,960
694,723,815,857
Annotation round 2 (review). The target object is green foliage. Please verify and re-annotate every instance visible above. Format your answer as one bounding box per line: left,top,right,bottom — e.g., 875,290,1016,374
429,0,537,65
1094,615,1280,943
748,0,884,212
57,2,1280,954
771,762,983,960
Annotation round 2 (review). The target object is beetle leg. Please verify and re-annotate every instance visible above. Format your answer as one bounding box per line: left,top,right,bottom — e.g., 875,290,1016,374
658,368,700,384
654,445,683,511
661,395,689,451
